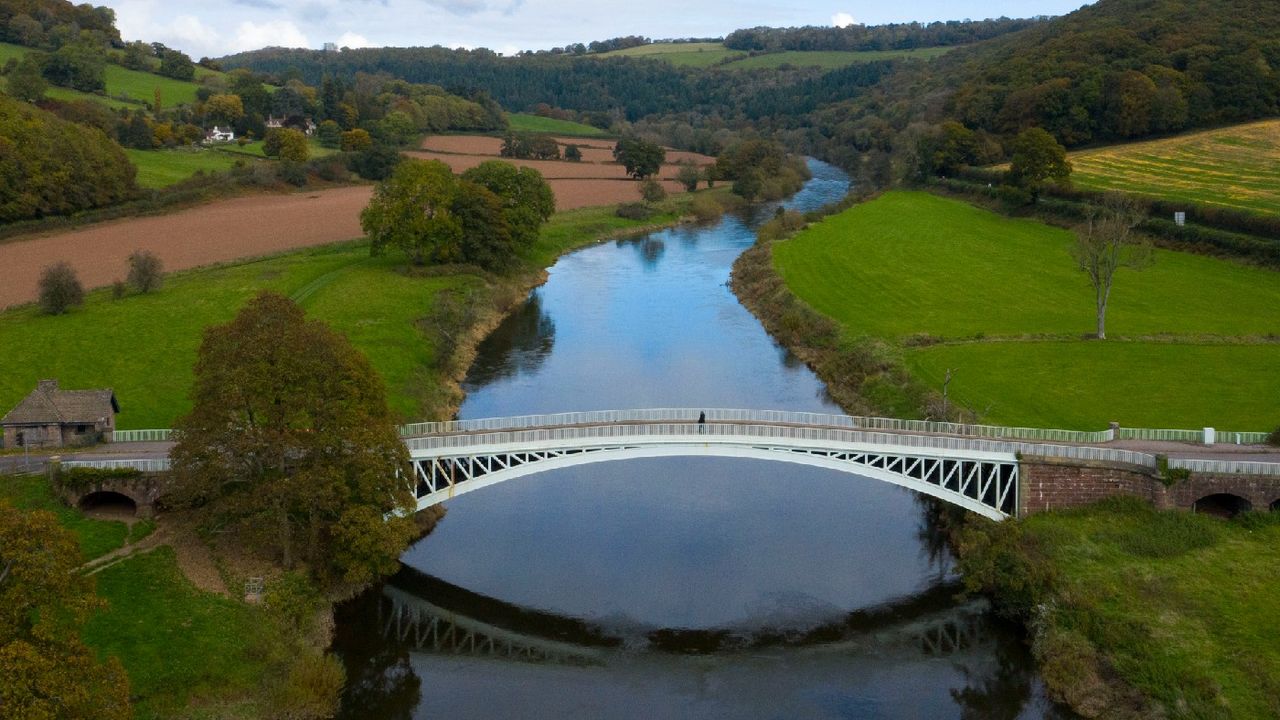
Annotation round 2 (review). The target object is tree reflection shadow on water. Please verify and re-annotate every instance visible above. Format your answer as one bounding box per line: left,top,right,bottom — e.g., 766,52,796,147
461,291,555,388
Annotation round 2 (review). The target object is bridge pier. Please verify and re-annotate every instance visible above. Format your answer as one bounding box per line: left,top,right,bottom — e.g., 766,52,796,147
1018,456,1280,517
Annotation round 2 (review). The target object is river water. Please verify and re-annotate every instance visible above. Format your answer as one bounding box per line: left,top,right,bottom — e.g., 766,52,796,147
333,161,1070,719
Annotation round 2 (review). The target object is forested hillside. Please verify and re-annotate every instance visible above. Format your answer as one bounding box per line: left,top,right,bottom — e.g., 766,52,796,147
224,0,1280,179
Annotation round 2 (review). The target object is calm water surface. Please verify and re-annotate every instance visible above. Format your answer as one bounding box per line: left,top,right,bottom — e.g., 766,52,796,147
334,162,1071,719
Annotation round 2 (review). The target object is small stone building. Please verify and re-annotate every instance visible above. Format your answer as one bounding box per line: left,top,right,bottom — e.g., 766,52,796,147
1,379,118,449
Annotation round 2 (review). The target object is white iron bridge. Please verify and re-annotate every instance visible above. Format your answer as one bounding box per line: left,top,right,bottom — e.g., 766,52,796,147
401,408,1121,520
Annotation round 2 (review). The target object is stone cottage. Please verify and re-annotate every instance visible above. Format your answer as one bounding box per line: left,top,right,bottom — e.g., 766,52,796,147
1,379,119,449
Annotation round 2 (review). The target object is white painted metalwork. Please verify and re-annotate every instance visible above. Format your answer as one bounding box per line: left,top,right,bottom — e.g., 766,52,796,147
1168,458,1280,477
108,429,173,443
407,422,1023,520
64,458,171,472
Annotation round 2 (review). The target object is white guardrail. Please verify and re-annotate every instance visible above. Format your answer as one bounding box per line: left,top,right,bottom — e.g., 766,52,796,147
63,458,172,472
106,410,1267,448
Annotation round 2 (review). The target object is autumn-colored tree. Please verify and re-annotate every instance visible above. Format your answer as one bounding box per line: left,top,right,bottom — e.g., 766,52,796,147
676,161,701,191
340,128,373,152
0,503,132,719
205,93,245,125
169,292,417,587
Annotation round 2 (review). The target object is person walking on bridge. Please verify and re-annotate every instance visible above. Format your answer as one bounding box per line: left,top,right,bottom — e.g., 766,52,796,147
698,411,706,434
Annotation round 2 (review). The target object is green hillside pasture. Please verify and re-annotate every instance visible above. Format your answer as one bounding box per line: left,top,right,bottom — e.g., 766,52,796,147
728,46,953,70
603,42,742,67
507,113,608,136
773,191,1280,340
125,148,243,188
104,63,200,106
908,341,1280,430
1070,120,1280,216
600,41,953,69
1,42,202,107
773,191,1280,429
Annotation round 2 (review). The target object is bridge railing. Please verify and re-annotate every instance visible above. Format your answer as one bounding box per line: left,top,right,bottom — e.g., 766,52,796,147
63,458,172,472
109,429,174,443
403,421,1164,469
398,408,1121,444
1168,458,1280,477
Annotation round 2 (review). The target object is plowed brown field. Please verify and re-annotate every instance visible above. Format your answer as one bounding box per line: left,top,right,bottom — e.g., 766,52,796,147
0,187,372,309
1,136,713,308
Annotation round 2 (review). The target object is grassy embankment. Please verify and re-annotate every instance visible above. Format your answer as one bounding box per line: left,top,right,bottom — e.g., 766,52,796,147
0,192,713,717
601,41,953,69
768,191,1280,430
1069,119,1280,217
507,112,609,136
960,499,1280,717
0,41,204,106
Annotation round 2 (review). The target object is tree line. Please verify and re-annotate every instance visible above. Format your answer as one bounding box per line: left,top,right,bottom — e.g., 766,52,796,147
723,17,1042,53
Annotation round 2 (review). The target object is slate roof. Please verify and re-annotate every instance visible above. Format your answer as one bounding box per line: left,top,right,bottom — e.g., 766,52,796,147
1,381,118,425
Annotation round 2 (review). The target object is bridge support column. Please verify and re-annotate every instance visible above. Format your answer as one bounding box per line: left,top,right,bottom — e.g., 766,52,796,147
1017,456,1165,516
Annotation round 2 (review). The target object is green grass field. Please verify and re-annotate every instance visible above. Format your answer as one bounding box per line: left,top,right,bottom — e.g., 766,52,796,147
0,473,127,560
507,113,608,136
600,41,953,69
1022,501,1280,717
1070,120,1280,216
0,199,695,430
83,548,271,719
218,138,338,159
0,42,202,108
125,149,244,188
773,191,1280,429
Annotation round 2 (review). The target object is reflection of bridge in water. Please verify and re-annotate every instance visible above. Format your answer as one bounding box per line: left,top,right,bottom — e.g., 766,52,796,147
380,568,996,667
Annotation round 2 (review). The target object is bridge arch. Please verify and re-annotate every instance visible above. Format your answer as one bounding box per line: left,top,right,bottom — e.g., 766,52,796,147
408,427,1021,520
79,490,138,516
1192,493,1252,518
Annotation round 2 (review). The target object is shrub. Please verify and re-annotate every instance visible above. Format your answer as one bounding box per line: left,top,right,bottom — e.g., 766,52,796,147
1266,426,1280,448
111,280,127,299
640,178,667,203
690,194,725,222
127,250,163,293
347,145,401,180
676,161,701,192
38,261,84,315
563,144,582,162
615,202,655,220
953,518,1057,621
266,653,344,720
276,161,308,187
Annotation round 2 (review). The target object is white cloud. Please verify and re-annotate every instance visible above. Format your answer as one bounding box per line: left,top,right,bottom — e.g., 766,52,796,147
231,19,310,51
832,12,856,27
336,31,372,49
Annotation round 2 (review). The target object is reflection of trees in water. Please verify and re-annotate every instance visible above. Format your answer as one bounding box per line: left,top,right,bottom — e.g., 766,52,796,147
463,292,555,387
616,235,666,267
915,494,963,582
948,615,1076,720
332,586,422,720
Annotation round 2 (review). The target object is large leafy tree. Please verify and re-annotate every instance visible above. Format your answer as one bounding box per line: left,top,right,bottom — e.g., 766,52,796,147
362,160,464,266
612,136,666,179
1007,127,1071,203
0,504,132,719
170,292,417,588
460,160,555,249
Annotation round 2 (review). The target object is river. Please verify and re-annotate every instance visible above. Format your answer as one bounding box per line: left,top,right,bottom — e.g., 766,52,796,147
332,161,1071,719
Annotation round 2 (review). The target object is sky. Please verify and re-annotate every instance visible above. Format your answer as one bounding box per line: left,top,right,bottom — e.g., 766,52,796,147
100,0,1093,59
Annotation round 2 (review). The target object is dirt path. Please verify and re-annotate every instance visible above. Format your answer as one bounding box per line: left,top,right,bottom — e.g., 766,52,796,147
0,186,373,310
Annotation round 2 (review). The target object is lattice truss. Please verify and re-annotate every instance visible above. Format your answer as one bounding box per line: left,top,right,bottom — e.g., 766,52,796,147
382,596,600,665
409,444,1018,516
